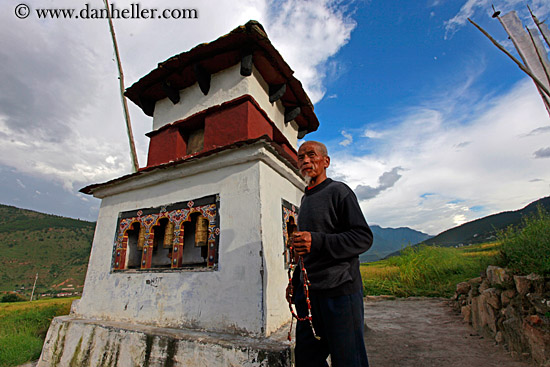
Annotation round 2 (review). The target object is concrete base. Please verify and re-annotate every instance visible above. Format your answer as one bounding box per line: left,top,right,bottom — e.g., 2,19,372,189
38,316,294,367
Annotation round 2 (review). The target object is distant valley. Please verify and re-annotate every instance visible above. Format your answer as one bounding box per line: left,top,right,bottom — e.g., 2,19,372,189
360,226,432,263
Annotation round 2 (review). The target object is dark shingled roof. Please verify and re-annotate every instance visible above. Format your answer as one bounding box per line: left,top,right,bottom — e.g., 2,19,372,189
124,20,319,134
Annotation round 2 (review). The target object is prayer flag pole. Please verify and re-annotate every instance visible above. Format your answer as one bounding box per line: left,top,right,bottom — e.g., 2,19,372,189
468,18,550,102
104,0,139,172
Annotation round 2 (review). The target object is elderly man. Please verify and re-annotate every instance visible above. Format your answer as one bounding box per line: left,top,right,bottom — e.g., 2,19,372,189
288,141,372,367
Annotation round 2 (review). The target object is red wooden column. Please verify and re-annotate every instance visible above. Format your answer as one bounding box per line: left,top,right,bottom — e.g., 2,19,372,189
141,233,154,269
114,236,128,270
172,225,184,268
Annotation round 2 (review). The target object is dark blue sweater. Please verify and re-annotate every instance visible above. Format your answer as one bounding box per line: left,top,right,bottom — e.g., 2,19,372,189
293,178,373,297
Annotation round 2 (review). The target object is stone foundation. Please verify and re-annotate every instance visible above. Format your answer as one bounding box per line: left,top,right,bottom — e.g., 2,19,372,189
451,265,550,366
38,316,293,367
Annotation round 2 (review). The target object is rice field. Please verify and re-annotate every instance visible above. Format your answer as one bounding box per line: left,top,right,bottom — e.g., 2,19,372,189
0,297,74,367
361,242,500,297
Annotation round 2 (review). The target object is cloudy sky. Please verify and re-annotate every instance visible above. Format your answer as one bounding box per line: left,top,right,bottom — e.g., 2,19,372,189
1,0,549,235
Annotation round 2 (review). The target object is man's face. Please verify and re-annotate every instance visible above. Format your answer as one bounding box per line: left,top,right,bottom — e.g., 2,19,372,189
297,143,330,180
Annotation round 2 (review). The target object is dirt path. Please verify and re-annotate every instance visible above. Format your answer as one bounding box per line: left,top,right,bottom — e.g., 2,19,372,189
363,297,532,367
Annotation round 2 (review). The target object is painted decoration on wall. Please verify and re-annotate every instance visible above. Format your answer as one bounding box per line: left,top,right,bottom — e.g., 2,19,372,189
281,199,299,268
112,194,220,272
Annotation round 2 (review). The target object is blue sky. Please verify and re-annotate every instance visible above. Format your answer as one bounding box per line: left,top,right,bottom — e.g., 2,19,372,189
1,0,549,235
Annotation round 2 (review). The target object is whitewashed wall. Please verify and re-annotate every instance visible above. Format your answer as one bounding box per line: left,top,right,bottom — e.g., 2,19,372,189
258,161,304,335
75,144,304,337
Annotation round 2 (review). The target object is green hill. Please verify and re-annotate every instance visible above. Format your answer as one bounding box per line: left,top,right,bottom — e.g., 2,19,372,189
422,197,550,247
383,197,550,262
0,204,95,298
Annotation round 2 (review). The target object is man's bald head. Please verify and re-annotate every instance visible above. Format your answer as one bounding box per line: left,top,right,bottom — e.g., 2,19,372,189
299,141,328,157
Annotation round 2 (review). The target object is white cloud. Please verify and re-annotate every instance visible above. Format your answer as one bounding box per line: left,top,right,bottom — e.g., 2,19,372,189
444,0,490,39
330,78,550,234
363,129,385,139
339,130,353,146
0,0,355,207
265,0,356,103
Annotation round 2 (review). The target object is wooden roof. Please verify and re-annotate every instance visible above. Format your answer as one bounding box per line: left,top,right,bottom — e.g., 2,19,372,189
124,20,319,134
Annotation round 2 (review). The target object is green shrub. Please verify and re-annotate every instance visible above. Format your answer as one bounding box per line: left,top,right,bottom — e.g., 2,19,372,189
1,293,25,303
498,207,550,276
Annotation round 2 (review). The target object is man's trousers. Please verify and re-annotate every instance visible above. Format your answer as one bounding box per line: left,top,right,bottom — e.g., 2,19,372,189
294,285,369,367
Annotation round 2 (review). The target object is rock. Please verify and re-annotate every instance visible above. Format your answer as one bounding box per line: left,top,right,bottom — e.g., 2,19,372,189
501,289,516,307
469,277,483,286
456,282,471,295
468,277,482,297
461,305,472,323
462,272,550,366
469,277,482,285
479,280,490,293
486,266,511,287
526,315,543,326
523,317,550,366
515,275,533,296
502,304,518,320
495,331,504,344
471,296,483,331
515,273,546,296
526,294,550,315
526,273,545,295
482,288,502,310
485,303,498,333
472,294,498,333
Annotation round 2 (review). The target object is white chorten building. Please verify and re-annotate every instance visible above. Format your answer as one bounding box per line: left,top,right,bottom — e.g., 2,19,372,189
38,21,320,366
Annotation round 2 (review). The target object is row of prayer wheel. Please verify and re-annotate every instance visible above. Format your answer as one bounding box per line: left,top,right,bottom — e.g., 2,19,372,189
136,215,210,249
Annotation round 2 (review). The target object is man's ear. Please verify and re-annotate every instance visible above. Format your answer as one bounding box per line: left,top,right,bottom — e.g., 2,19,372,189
324,156,330,169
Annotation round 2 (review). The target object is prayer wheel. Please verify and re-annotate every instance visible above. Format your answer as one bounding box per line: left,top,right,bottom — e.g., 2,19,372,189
163,221,174,248
137,225,146,250
195,215,209,247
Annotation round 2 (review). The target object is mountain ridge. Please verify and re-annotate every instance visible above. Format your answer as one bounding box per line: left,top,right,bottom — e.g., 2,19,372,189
423,196,550,247
385,196,550,259
360,225,431,262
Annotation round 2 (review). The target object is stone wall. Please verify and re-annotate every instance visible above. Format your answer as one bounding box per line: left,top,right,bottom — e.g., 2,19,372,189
451,265,550,366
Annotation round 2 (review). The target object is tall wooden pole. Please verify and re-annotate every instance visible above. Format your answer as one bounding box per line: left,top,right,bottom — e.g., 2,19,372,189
30,272,38,302
104,0,139,172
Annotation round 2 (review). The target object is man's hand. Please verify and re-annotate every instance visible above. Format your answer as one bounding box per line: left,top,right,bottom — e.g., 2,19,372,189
293,231,312,256
286,284,294,304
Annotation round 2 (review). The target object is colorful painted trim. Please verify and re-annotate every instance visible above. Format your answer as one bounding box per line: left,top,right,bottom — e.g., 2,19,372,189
112,194,220,272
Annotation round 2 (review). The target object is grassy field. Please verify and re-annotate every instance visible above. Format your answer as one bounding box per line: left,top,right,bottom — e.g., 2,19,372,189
0,297,74,367
361,242,500,297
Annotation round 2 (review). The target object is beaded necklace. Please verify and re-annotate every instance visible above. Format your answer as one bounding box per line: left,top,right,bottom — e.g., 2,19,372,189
286,251,320,341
